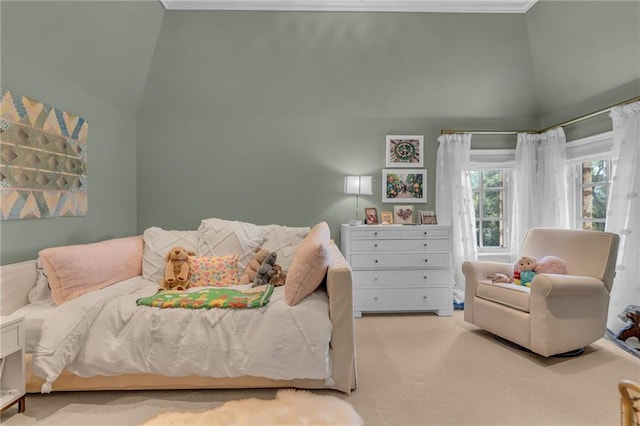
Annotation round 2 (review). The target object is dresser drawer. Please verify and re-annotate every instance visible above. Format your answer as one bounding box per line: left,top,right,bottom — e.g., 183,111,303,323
350,227,450,240
350,238,450,253
350,252,450,269
354,287,451,311
353,269,451,288
1,323,21,358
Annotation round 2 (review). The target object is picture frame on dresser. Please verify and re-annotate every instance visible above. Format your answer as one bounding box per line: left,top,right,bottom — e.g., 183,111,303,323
364,207,378,225
385,135,424,167
382,169,426,203
393,205,415,224
381,211,393,224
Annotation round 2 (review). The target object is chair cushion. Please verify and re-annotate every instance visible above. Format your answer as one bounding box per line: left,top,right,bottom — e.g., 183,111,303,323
476,280,531,313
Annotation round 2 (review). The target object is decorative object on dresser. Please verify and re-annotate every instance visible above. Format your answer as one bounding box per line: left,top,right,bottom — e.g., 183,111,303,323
382,169,426,203
341,224,454,317
344,175,373,225
381,211,393,225
364,207,378,225
385,135,424,167
0,316,25,413
420,210,437,225
393,205,414,225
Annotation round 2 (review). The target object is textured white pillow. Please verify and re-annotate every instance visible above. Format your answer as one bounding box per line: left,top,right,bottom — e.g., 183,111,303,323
260,224,310,271
198,218,266,274
142,227,202,284
27,257,54,305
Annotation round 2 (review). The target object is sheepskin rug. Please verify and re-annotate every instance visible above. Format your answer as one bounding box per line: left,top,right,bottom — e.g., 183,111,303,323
141,389,363,426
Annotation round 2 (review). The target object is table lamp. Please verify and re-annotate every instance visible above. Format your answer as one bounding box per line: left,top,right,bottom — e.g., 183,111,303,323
344,176,373,225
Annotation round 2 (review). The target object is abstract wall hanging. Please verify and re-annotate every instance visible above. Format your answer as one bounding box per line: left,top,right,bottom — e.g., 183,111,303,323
0,88,88,220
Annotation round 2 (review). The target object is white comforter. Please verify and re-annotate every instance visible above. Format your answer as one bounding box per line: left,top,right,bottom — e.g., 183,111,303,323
31,276,333,393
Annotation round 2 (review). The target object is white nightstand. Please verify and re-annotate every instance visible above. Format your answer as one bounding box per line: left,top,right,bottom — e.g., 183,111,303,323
341,224,454,317
1,316,26,413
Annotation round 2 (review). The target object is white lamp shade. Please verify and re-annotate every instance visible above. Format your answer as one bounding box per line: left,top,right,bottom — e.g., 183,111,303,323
344,176,373,195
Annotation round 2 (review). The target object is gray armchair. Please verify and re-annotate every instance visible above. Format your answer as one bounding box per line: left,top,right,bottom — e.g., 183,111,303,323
462,228,619,357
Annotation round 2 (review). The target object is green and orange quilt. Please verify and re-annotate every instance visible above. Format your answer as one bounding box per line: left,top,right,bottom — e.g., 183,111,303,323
136,284,274,309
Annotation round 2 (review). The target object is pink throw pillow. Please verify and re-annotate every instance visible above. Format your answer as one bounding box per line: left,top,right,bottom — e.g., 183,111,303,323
284,222,330,306
188,254,239,287
40,236,143,305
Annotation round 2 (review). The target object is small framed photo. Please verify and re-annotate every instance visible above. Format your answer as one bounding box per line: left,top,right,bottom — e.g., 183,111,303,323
386,135,424,167
382,169,426,203
420,210,438,225
381,211,394,225
394,205,415,225
364,207,378,225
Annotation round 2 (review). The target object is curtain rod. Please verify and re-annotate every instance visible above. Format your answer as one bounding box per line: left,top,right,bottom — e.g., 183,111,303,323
440,95,640,136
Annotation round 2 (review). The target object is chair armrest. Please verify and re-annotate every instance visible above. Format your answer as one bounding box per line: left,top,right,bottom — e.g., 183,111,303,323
325,240,356,393
531,274,606,297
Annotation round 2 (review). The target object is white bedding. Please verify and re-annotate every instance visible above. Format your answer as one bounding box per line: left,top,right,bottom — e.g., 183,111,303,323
31,276,333,393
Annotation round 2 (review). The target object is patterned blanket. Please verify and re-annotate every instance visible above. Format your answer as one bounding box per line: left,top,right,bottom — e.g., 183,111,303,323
136,285,274,309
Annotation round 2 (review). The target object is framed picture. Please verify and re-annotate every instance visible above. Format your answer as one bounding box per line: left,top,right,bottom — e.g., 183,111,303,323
364,207,378,225
381,211,394,225
394,205,415,225
420,211,438,225
385,135,424,167
382,169,427,203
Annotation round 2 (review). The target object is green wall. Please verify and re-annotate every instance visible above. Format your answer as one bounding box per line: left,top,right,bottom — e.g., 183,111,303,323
1,1,639,263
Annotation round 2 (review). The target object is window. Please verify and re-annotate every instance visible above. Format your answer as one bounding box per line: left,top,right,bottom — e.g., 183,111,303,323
574,159,611,231
470,169,510,250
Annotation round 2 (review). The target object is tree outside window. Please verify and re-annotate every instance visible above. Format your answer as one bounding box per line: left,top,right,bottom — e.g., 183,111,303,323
471,169,507,248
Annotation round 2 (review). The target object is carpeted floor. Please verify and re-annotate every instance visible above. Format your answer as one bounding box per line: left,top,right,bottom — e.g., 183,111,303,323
2,311,639,425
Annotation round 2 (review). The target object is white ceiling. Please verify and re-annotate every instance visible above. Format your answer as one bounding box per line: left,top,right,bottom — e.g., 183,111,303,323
160,0,538,13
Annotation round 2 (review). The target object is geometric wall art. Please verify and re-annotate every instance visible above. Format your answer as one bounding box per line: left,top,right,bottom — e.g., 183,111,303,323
0,88,88,220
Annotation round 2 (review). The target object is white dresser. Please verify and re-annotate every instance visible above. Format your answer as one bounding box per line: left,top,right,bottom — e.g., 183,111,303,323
0,316,25,413
340,224,453,317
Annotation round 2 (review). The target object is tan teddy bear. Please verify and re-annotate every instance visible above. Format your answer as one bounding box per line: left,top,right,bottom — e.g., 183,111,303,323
269,264,287,286
159,246,196,291
239,247,270,285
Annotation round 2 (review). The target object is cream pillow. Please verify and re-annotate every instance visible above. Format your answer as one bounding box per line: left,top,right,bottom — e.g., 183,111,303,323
142,227,202,284
284,222,330,306
198,218,266,274
260,224,310,271
41,236,143,305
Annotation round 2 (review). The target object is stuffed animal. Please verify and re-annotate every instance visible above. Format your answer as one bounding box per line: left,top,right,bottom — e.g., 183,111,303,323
253,252,278,287
514,255,567,287
239,247,270,285
487,273,511,284
269,264,287,286
159,246,196,291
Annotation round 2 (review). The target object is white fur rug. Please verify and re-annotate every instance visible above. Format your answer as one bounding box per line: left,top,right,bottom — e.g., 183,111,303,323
141,389,363,426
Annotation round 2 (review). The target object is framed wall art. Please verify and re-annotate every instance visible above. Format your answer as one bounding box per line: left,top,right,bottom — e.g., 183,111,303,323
393,205,415,225
385,135,423,167
382,169,426,203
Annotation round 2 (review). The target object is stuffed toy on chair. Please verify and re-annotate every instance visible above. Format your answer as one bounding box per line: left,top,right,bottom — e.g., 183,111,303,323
253,252,278,287
514,255,567,287
239,247,270,285
159,246,196,291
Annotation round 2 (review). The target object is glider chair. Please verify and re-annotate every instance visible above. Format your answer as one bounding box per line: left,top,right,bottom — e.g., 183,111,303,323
462,228,619,357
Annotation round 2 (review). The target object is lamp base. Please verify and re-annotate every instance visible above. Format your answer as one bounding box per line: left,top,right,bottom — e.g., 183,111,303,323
348,220,363,226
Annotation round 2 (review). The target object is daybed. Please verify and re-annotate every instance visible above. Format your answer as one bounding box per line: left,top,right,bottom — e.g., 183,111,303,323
1,219,357,394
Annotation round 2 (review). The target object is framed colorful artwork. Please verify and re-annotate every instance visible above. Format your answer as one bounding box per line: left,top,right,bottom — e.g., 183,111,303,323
385,135,423,167
382,169,426,203
393,205,415,225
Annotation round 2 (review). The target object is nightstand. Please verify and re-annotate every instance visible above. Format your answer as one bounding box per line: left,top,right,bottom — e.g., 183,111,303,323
341,224,453,317
1,316,26,413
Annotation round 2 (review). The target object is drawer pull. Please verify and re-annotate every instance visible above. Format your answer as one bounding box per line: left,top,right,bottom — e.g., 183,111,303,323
374,244,378,248
423,243,428,247
424,258,429,263
374,296,378,301
374,276,379,280
423,231,428,235
423,275,428,279
374,232,378,236
374,259,379,263
423,296,428,300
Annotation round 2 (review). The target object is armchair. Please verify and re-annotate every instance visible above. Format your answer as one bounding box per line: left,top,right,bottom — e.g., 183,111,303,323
462,228,619,357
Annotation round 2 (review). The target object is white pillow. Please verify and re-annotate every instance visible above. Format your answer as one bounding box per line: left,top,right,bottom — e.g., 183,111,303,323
197,218,266,274
260,224,310,271
142,227,202,284
27,257,54,305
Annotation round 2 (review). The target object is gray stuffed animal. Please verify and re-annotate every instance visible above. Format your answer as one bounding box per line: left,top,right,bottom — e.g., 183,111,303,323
253,252,277,287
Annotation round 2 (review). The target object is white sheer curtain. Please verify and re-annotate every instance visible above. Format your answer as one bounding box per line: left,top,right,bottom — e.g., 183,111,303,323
606,101,640,333
436,133,477,295
511,128,570,255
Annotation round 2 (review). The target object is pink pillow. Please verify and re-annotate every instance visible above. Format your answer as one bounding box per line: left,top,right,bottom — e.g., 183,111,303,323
284,222,330,306
188,254,239,287
40,236,143,305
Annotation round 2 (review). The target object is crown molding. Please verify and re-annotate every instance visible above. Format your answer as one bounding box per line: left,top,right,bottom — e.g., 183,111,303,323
160,0,538,13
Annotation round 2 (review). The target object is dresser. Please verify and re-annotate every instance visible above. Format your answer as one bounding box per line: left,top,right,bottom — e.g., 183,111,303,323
0,316,25,413
340,224,453,317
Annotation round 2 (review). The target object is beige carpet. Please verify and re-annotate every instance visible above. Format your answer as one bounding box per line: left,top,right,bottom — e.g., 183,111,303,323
2,311,639,426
